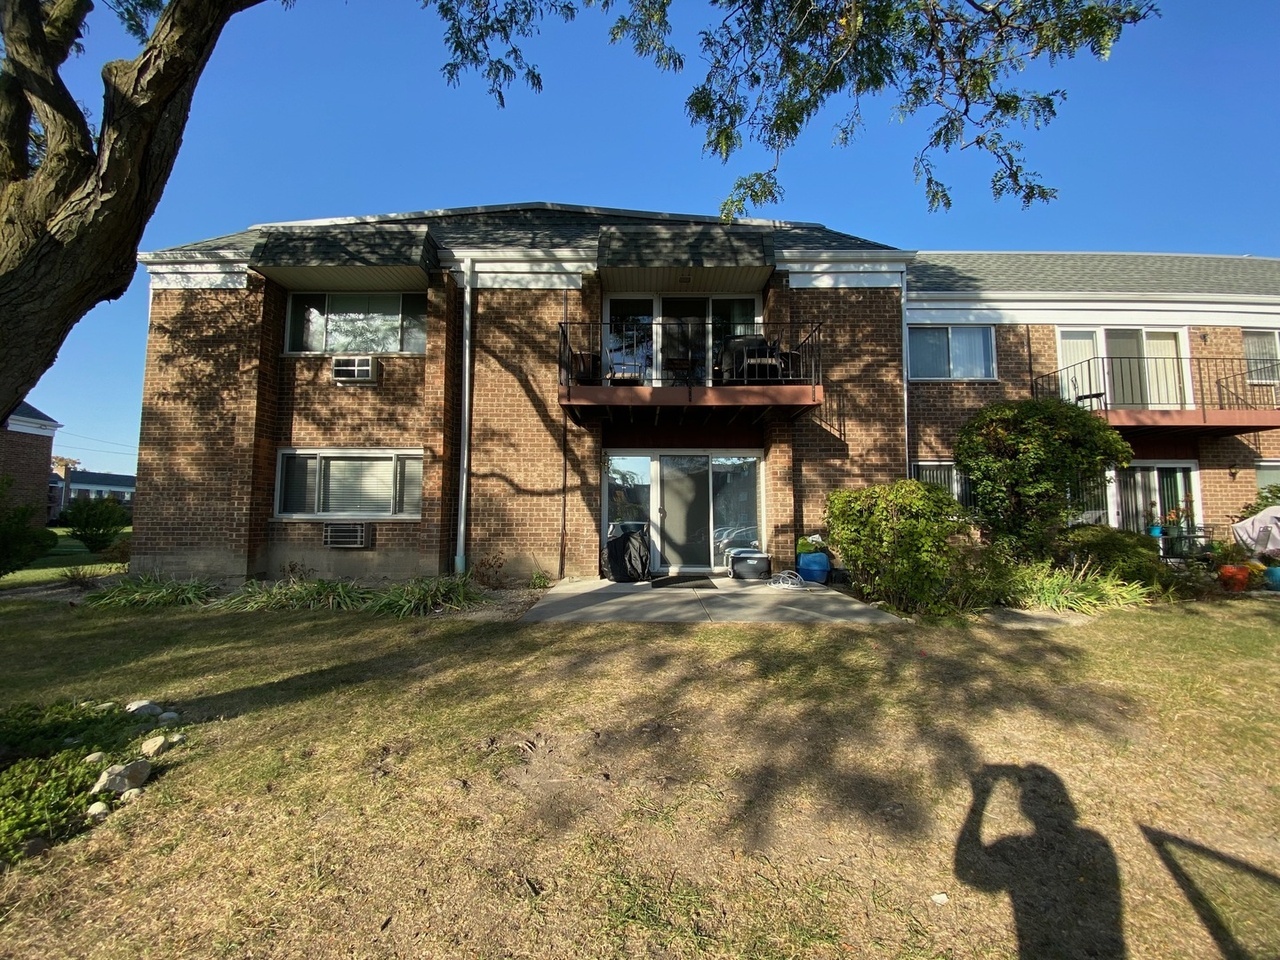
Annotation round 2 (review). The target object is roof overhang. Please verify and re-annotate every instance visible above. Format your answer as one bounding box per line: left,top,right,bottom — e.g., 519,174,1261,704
248,225,438,291
598,223,776,294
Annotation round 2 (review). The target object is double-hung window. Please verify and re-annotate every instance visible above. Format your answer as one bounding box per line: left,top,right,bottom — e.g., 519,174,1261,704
287,293,428,354
908,326,996,380
1244,330,1280,384
277,450,423,518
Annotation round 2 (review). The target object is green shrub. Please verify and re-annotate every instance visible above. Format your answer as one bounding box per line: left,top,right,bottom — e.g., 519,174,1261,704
0,702,143,865
98,532,132,566
63,498,130,553
1054,525,1163,585
826,481,976,615
955,397,1132,560
1239,483,1280,518
364,575,485,617
0,478,57,578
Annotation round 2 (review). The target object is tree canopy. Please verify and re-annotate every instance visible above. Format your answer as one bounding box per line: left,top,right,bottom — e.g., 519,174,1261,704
0,0,1156,420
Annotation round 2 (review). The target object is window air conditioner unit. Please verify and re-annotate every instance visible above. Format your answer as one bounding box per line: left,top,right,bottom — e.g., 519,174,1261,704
323,522,369,549
332,356,377,385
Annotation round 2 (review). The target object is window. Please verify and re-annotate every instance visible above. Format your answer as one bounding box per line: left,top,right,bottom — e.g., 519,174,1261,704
276,450,423,518
908,326,996,380
912,462,975,508
1257,461,1280,491
287,293,428,354
1244,330,1280,383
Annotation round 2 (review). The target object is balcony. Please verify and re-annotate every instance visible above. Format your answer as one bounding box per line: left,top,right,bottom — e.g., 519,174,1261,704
1032,356,1280,437
558,320,824,426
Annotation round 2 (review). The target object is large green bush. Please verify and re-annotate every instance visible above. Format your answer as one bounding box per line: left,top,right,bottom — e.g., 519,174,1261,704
826,480,975,615
1053,524,1163,585
1240,483,1280,518
955,397,1132,560
0,477,57,578
63,497,130,553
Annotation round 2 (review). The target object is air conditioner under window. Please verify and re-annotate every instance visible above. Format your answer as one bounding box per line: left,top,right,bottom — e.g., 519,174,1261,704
332,356,377,385
323,522,369,549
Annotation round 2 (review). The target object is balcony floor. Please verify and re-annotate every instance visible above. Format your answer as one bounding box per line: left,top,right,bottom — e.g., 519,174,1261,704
559,383,823,426
1103,407,1280,437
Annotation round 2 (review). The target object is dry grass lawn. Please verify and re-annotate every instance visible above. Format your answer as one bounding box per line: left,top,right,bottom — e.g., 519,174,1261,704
0,594,1277,959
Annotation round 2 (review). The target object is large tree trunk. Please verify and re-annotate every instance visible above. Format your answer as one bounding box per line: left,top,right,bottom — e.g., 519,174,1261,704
0,0,265,421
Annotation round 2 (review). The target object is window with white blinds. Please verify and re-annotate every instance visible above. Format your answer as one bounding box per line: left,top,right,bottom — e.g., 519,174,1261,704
907,326,996,380
276,450,423,518
912,462,976,508
1244,330,1280,384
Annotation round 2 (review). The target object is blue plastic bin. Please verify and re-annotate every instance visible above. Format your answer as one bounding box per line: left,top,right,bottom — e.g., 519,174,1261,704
796,551,831,584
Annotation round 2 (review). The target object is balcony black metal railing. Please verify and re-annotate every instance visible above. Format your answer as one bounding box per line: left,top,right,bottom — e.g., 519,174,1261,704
1032,356,1280,412
559,319,823,389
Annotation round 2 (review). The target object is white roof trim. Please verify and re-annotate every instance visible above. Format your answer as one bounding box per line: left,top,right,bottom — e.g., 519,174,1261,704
7,414,62,437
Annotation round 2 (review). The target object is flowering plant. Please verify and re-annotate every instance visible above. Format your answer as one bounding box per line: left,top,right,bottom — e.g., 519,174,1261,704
1163,506,1185,526
1143,501,1160,527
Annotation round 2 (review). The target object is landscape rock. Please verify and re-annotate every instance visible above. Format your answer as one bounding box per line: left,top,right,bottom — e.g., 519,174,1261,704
93,702,116,712
140,736,169,759
83,751,106,764
168,733,187,746
86,802,109,820
125,700,163,716
121,788,143,803
930,893,950,905
91,759,151,795
158,711,181,726
21,837,49,858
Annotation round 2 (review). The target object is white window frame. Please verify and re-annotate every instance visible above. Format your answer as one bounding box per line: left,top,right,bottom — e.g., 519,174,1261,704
284,292,428,356
274,448,424,520
1256,460,1280,491
906,325,997,381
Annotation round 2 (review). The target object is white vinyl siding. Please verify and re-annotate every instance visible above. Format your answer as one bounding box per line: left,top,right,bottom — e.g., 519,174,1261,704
276,450,423,519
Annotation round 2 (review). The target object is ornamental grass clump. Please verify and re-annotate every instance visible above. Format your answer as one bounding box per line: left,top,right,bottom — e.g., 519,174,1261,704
85,574,220,608
215,578,374,612
364,575,485,617
1005,561,1153,614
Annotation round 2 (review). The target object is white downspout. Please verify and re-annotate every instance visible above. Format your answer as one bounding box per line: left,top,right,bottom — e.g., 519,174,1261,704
454,258,475,574
900,266,912,478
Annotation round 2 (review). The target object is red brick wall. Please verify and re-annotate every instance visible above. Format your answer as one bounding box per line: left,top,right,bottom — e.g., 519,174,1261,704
790,286,908,532
467,286,601,580
909,323,1057,460
0,428,54,525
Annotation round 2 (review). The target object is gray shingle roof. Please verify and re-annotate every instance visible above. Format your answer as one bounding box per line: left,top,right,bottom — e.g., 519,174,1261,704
250,226,438,270
598,224,775,268
909,252,1280,298
50,470,136,487
151,203,895,260
8,401,58,425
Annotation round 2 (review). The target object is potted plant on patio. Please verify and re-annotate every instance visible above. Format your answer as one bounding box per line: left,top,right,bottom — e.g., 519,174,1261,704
1144,501,1162,537
1210,540,1252,592
1259,549,1280,592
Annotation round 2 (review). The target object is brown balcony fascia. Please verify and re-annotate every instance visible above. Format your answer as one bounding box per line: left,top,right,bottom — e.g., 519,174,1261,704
558,383,823,426
1102,407,1280,438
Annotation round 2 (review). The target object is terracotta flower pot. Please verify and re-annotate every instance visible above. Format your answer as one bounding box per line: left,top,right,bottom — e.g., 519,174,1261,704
1218,565,1250,592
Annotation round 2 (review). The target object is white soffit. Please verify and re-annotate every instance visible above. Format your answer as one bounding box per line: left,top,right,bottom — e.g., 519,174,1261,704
5,416,61,437
780,254,910,289
252,264,429,292
906,293,1280,327
146,261,249,290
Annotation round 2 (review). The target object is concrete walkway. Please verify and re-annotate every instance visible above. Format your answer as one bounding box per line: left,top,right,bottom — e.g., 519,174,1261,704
521,575,901,624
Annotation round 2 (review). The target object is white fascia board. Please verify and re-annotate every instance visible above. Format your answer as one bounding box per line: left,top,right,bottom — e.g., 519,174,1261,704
6,416,61,437
780,252,912,290
446,250,595,290
144,257,250,290
906,293,1280,327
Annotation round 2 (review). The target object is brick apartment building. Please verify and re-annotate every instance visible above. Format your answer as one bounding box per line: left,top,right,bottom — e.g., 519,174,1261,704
133,203,1280,581
1,401,61,525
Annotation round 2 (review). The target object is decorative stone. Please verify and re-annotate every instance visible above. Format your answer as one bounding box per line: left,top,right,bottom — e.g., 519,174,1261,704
21,837,49,858
125,700,163,716
87,802,109,820
167,733,187,746
141,736,169,759
93,702,117,712
930,893,949,905
83,751,107,764
91,759,151,795
157,711,181,726
121,788,143,803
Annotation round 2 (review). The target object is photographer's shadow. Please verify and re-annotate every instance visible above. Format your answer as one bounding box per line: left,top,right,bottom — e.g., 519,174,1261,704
954,763,1127,959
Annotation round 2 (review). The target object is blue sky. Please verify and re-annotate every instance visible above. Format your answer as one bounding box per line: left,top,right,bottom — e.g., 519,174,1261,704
26,0,1280,475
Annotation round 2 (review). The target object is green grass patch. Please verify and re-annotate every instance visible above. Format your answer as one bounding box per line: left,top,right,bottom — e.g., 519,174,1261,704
0,528,130,591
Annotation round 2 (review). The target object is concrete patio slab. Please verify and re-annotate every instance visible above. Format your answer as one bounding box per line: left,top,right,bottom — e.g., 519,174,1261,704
520,576,900,623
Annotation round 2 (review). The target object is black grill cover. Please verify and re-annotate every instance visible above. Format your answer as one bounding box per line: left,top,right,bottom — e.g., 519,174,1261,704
601,529,650,582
